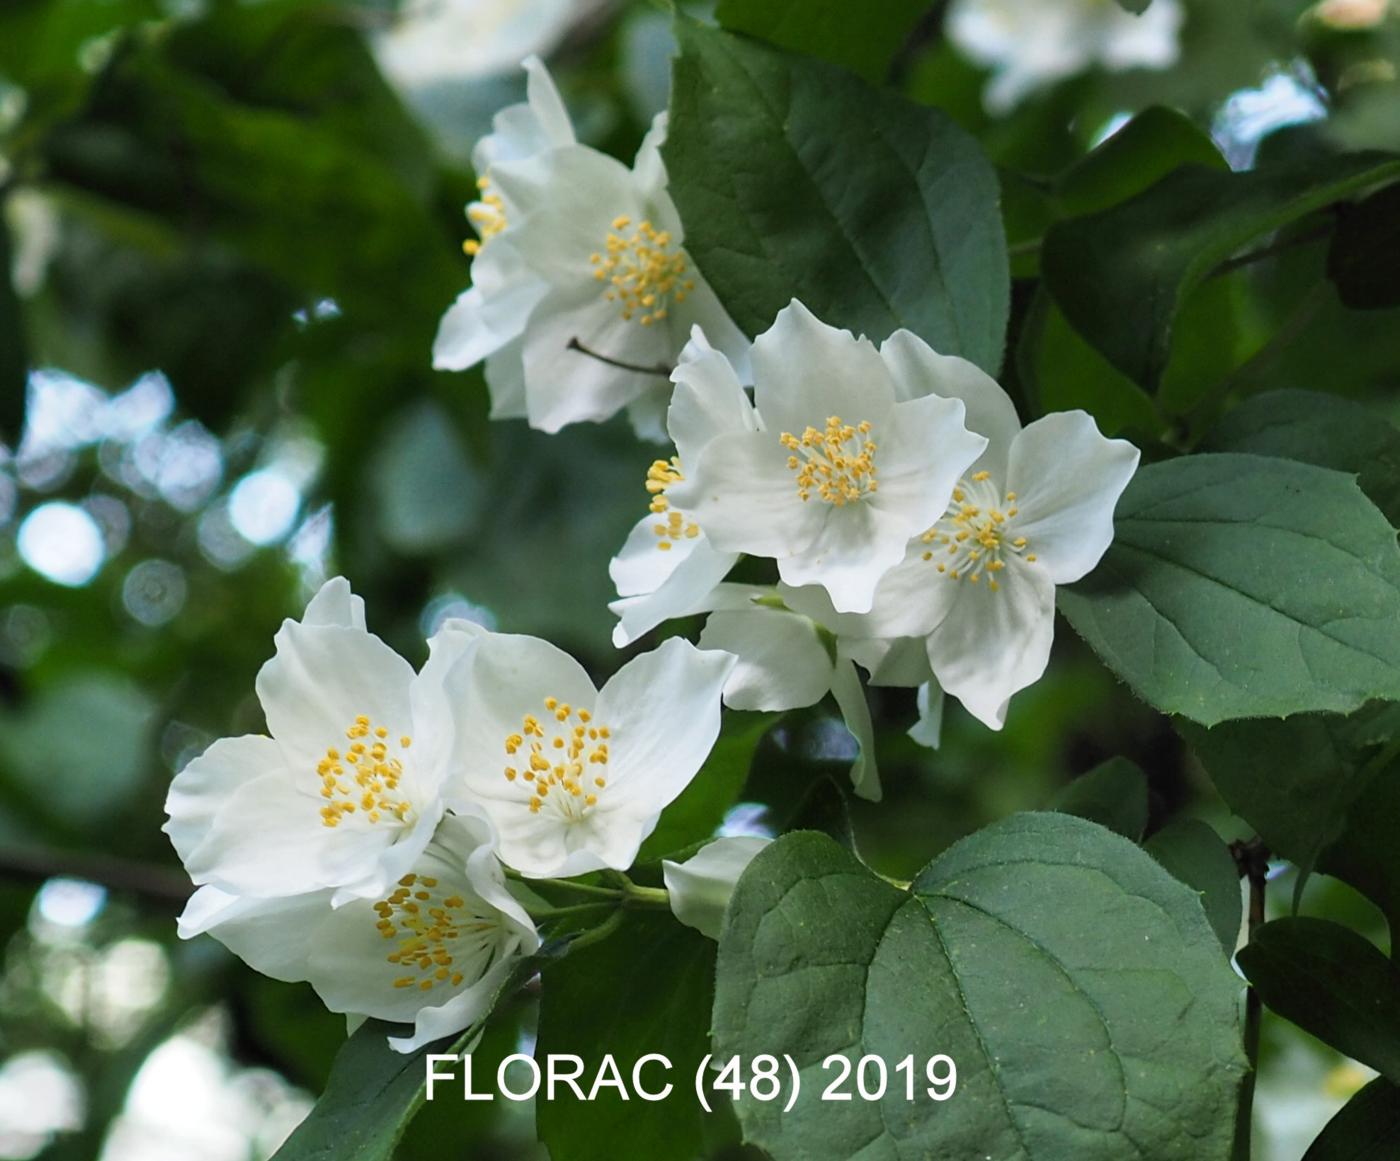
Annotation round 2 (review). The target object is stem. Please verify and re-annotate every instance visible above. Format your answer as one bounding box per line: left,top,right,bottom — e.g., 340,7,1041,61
526,901,617,922
504,871,624,901
566,908,626,952
1207,222,1332,281
0,845,192,904
1231,837,1270,1161
566,337,673,378
622,885,671,910
1007,237,1043,259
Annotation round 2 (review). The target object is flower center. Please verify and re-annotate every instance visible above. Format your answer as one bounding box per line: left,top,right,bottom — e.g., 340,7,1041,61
590,216,695,326
918,471,1037,592
376,872,498,994
645,457,700,551
463,176,506,257
503,697,611,821
317,715,414,829
779,416,879,506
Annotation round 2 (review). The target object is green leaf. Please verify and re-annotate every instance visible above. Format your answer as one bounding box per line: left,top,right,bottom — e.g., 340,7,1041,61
1059,453,1400,725
713,0,928,83
535,913,716,1161
664,20,1009,373
270,951,555,1161
1049,756,1149,840
1144,819,1243,954
1327,181,1400,310
268,1018,466,1161
1016,291,1161,437
1237,918,1400,1083
1203,389,1400,526
0,213,27,442
638,711,777,862
714,815,1246,1160
1042,153,1400,388
1178,706,1400,926
1302,1077,1400,1161
1115,0,1153,12
1053,107,1227,220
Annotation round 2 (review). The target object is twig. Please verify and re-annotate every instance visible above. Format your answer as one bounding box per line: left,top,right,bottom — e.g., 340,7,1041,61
567,337,673,378
0,845,192,905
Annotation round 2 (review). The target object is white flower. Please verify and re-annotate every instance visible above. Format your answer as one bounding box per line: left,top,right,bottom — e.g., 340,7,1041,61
435,60,749,441
432,56,575,420
947,0,1184,111
662,836,771,940
373,0,577,90
163,577,471,904
854,357,1140,730
667,301,987,615
179,813,539,1054
608,328,754,646
486,115,750,438
437,629,736,877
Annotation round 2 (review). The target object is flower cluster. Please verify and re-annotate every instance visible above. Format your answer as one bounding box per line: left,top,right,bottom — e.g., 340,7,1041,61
164,578,737,1051
608,302,1140,798
432,58,749,440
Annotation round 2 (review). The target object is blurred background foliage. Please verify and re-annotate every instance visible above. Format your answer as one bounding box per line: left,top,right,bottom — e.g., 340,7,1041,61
0,0,1397,1157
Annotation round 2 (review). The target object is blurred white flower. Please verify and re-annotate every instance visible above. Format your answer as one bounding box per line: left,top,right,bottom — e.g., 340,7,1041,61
373,0,577,90
662,836,771,940
667,301,986,614
179,813,539,1054
164,577,476,905
947,0,1185,112
435,58,749,440
437,626,735,877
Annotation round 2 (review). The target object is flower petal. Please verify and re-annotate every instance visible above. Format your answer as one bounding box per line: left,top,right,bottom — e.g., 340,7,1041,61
163,733,283,868
610,533,738,647
442,631,599,812
1005,410,1140,585
594,637,735,815
879,329,1021,479
668,332,758,468
180,887,328,983
870,392,987,530
484,338,529,420
924,559,1056,729
909,680,945,749
182,769,376,896
698,605,833,711
751,301,895,437
662,836,771,940
301,577,366,629
256,623,417,772
520,286,670,433
674,429,826,558
777,501,913,614
830,657,880,801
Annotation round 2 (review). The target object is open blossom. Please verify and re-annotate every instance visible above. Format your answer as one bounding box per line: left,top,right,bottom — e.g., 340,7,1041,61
178,813,539,1054
163,578,469,904
434,59,748,440
855,357,1139,729
663,836,771,940
608,328,754,646
436,628,736,877
947,0,1184,111
667,301,987,614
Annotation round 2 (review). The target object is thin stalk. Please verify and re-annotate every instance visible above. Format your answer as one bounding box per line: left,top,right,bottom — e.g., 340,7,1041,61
1231,838,1270,1161
505,871,624,901
566,908,626,952
567,337,673,377
526,901,618,922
